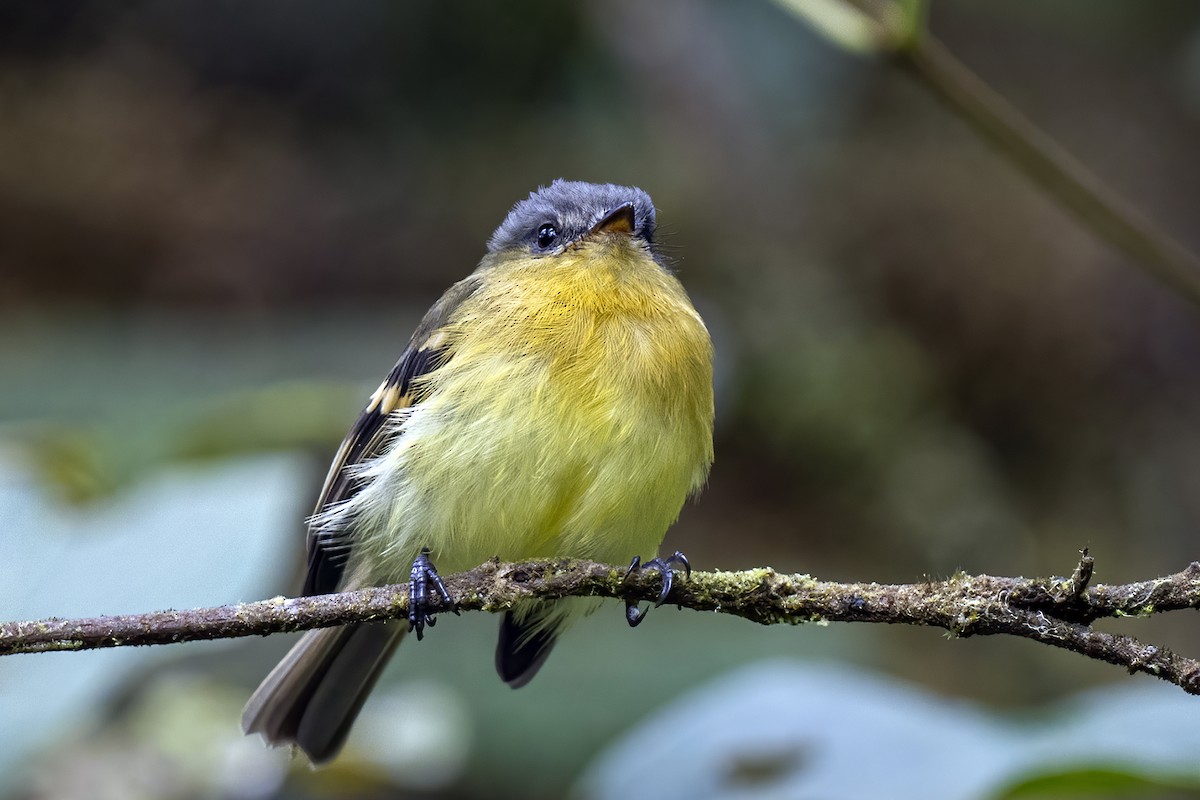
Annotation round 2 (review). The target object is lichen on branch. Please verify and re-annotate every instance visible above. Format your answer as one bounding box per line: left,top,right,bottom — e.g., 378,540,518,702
3,552,1200,695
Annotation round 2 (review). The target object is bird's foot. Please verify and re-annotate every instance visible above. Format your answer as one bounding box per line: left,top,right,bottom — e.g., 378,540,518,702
409,547,457,640
624,550,691,628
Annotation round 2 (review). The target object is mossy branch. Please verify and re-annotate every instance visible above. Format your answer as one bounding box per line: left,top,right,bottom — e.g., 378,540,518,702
4,551,1200,695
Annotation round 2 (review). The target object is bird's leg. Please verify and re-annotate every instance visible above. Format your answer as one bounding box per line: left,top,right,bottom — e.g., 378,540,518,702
623,550,691,628
409,547,458,640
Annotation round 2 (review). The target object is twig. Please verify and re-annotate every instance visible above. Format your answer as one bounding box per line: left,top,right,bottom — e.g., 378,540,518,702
772,0,1200,311
896,35,1200,310
4,558,1200,695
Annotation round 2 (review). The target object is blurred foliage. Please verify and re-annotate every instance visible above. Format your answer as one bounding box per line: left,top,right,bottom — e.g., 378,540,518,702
581,662,1200,799
3,0,1200,798
998,769,1200,800
10,382,361,504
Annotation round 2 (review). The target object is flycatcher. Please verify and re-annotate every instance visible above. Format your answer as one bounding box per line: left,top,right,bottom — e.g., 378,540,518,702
243,180,714,763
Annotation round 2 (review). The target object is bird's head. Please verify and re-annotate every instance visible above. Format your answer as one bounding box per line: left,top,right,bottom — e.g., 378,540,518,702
487,180,659,264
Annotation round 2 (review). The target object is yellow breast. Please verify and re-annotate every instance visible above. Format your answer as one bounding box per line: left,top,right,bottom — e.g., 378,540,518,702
352,238,714,581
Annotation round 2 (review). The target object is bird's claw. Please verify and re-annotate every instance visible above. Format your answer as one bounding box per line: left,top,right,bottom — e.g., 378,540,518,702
624,550,691,628
409,547,457,640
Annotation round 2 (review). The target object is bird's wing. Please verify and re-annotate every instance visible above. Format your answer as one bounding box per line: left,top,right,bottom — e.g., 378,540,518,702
302,274,483,596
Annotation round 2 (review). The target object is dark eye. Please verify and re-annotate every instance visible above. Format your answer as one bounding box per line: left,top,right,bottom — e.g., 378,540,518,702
536,224,558,249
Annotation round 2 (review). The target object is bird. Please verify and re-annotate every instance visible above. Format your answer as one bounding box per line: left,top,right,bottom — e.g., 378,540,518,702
242,179,715,764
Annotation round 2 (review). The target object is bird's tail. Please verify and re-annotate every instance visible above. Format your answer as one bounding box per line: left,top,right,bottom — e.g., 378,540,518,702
494,598,601,688
242,620,404,764
496,603,560,688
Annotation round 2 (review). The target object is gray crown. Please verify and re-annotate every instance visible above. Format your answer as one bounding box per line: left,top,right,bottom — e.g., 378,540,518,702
487,179,657,254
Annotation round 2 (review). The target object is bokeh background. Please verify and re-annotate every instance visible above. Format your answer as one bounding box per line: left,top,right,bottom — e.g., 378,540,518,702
4,1,1200,798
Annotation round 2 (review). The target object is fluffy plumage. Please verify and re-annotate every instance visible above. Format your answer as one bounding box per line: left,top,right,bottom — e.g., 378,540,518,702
243,179,714,764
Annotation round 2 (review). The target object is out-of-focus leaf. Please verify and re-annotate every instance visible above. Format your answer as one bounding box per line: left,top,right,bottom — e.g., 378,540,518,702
8,381,358,504
578,661,1200,800
0,450,306,793
167,381,363,461
997,766,1200,799
18,425,123,505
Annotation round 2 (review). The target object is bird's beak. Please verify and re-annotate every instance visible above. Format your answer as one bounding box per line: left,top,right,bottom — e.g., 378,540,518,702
588,202,636,237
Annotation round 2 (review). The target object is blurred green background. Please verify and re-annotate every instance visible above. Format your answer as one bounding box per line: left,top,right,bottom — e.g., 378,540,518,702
4,1,1200,798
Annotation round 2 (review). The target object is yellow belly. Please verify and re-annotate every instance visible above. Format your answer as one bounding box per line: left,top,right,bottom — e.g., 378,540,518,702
345,242,714,585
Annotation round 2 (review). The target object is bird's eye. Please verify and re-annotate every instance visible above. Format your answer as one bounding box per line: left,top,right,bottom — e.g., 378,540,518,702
536,224,558,249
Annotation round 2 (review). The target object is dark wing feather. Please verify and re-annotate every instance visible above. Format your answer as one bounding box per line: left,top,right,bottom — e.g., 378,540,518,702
302,275,483,596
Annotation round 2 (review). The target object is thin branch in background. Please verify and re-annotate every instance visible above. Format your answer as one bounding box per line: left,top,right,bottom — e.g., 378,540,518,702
773,0,1200,311
895,0,928,50
3,555,1200,696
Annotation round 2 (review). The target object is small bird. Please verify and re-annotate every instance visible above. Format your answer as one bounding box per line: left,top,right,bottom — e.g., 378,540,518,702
242,180,714,763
